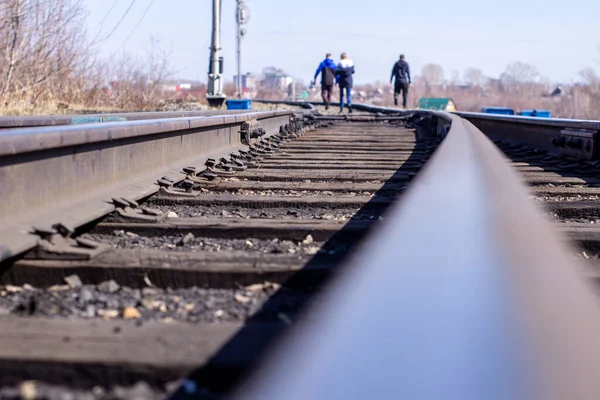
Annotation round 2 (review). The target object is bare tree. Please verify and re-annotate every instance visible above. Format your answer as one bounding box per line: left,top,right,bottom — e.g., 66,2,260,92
501,62,539,86
421,64,444,87
25,0,88,104
574,68,600,119
143,36,174,103
101,37,173,110
260,66,287,89
580,68,600,94
463,67,484,87
449,69,461,86
497,62,544,111
0,0,92,108
0,0,28,101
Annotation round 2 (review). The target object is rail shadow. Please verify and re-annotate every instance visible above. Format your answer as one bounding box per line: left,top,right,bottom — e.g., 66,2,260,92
169,115,442,399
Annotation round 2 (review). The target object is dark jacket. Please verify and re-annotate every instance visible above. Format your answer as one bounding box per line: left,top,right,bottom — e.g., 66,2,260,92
314,58,337,86
336,59,355,88
391,60,411,84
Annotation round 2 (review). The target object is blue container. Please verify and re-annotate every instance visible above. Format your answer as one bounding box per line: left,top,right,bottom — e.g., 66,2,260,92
226,99,252,110
519,110,551,118
481,107,515,116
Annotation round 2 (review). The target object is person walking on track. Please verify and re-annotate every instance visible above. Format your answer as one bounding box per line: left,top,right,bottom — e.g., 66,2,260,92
390,54,411,108
312,53,337,110
336,52,355,113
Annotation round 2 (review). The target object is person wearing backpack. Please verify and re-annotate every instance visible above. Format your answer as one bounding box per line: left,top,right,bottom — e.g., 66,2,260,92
390,54,411,108
312,53,337,110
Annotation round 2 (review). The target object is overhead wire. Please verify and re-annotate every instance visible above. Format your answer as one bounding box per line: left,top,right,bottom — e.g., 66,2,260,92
119,0,156,48
97,0,119,27
90,0,120,44
101,0,137,42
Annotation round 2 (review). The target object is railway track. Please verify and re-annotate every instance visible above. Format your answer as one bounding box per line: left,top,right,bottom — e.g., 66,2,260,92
3,104,600,399
0,111,436,399
230,105,600,400
493,140,600,274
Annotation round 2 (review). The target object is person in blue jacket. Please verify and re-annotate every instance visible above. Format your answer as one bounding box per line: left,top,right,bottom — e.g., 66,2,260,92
312,53,337,110
336,52,355,113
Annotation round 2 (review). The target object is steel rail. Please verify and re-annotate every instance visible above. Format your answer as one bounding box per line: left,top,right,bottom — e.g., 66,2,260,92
455,111,600,160
0,110,303,263
0,110,262,129
255,99,600,160
253,99,410,115
230,111,600,400
456,111,600,130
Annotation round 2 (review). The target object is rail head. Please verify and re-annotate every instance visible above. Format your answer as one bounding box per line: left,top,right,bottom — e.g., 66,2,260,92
455,111,600,160
230,111,600,400
257,99,600,161
455,111,600,130
0,110,300,157
0,109,273,129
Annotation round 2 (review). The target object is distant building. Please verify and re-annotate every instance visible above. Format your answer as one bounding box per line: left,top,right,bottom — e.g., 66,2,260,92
163,80,202,93
278,76,293,90
176,83,192,91
161,83,178,92
549,86,563,97
234,73,257,93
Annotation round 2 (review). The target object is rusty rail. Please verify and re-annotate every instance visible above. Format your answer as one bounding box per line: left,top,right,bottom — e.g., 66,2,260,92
229,107,600,400
0,110,305,262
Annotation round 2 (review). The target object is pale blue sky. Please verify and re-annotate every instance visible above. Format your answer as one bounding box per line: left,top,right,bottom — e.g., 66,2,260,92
84,0,599,84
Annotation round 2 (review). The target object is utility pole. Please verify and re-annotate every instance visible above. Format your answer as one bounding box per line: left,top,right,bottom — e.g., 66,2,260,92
291,79,296,101
236,0,250,98
207,0,226,108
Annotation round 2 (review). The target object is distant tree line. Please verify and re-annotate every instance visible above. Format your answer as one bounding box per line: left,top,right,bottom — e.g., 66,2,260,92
413,59,600,119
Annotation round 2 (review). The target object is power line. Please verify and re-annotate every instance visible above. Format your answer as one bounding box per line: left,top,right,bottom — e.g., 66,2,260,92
120,0,156,46
98,0,119,27
101,0,137,41
90,0,120,44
